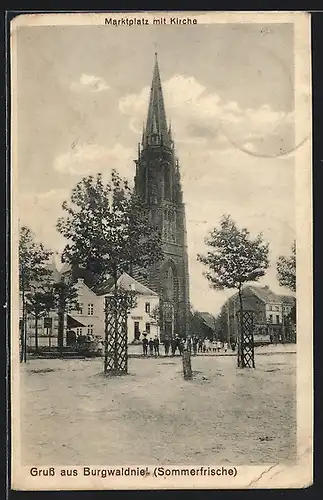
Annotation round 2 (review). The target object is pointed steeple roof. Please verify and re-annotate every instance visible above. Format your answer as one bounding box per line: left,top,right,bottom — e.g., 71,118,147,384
143,53,171,148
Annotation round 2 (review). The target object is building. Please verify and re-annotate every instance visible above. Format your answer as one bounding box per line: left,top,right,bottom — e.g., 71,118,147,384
133,53,190,340
68,277,102,340
222,285,296,344
24,259,161,349
93,272,160,343
190,311,217,340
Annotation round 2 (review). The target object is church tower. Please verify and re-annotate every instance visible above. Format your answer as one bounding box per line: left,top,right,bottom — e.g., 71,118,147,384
134,54,190,339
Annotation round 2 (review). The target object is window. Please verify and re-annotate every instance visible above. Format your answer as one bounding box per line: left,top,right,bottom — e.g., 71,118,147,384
134,321,140,340
76,328,83,335
269,314,273,323
276,315,280,324
88,303,94,316
145,322,151,334
87,325,93,335
145,302,150,314
78,303,83,315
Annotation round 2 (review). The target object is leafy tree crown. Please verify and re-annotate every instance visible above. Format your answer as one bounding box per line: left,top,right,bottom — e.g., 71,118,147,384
276,241,296,292
197,214,269,291
56,171,163,281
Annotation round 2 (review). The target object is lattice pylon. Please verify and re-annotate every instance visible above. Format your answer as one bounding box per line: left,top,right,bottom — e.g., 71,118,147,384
104,295,128,375
237,310,255,369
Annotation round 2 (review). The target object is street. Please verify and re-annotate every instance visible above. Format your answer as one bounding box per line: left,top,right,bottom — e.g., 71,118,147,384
20,352,296,465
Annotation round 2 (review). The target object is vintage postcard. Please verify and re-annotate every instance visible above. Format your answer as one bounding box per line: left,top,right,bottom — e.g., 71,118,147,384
10,11,312,490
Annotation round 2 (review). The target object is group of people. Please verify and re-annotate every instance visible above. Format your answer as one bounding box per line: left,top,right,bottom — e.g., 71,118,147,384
142,336,160,356
142,335,234,357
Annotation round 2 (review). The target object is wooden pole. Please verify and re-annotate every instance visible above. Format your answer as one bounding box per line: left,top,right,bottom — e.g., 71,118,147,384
182,348,192,380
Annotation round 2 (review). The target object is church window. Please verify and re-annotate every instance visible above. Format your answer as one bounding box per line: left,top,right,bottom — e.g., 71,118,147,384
164,266,175,301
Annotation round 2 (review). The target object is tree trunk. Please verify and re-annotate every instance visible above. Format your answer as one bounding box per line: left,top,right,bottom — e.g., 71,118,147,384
35,313,39,353
22,289,27,363
20,288,25,363
58,285,65,358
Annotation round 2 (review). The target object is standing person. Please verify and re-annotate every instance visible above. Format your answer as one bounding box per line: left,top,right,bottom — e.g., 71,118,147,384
164,337,170,356
153,336,160,356
217,339,222,352
202,339,206,353
148,338,154,356
192,337,198,356
171,337,177,356
142,336,148,356
224,341,228,353
198,338,203,353
178,337,184,355
212,338,217,352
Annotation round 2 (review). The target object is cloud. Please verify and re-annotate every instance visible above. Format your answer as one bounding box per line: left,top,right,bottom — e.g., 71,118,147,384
19,189,69,253
119,74,294,156
70,74,110,93
53,142,135,181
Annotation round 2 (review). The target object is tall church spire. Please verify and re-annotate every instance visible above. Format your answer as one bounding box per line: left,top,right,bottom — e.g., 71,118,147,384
143,53,171,148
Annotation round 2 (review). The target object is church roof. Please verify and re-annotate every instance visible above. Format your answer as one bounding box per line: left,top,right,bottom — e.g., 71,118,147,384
142,53,171,148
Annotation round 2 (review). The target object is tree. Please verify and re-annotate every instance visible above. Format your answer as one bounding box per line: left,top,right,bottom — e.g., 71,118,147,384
25,288,55,352
197,215,269,310
19,226,52,362
56,171,163,281
56,170,163,372
149,303,161,338
51,275,80,358
276,241,296,292
197,215,269,367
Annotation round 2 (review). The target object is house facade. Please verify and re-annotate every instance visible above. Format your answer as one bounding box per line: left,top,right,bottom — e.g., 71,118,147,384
223,285,296,344
93,272,160,343
69,278,102,338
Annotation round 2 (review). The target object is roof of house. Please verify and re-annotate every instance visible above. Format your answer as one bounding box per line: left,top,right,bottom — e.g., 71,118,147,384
93,272,158,297
196,311,217,331
66,314,86,329
247,285,282,304
277,294,296,305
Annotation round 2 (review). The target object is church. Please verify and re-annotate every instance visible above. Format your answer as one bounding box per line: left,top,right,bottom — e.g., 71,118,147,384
133,54,190,340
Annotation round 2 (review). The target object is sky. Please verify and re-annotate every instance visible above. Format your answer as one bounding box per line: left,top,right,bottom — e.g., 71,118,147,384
15,22,299,314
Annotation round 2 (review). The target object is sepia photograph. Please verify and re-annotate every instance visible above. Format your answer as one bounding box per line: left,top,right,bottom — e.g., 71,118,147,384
10,11,312,490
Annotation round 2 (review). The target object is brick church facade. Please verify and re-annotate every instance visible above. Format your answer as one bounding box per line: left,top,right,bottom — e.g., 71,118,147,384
133,54,190,340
